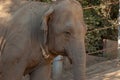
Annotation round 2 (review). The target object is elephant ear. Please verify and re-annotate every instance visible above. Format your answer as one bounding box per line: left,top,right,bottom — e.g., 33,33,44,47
40,7,53,46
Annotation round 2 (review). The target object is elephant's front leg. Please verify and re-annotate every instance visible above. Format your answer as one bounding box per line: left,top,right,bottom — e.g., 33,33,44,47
1,54,27,80
30,63,51,80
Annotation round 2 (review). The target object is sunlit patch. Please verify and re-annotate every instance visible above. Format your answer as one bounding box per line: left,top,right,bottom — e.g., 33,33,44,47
118,39,120,44
52,0,57,1
104,71,119,77
102,70,120,80
118,39,120,49
0,0,12,21
103,78,110,80
89,70,120,80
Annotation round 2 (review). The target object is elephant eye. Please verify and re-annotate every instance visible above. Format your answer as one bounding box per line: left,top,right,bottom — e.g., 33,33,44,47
64,31,71,36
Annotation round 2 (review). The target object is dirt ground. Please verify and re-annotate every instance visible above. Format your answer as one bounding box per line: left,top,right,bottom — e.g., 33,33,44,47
62,57,120,80
87,59,120,80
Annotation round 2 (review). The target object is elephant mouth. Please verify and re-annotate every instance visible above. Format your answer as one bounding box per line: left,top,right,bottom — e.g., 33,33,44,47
49,49,67,56
49,50,73,63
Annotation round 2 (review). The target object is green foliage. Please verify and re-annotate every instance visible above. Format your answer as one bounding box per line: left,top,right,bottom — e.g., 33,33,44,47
81,0,118,54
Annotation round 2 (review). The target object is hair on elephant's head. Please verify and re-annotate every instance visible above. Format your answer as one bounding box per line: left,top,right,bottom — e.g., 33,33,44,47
41,0,86,79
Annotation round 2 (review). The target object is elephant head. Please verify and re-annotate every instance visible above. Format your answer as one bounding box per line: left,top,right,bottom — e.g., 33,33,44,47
40,0,86,80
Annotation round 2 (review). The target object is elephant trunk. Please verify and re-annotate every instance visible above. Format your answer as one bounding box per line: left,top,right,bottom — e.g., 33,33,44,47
66,38,86,80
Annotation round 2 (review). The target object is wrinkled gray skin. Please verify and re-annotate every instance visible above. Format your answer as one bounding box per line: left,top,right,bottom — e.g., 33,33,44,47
0,0,86,80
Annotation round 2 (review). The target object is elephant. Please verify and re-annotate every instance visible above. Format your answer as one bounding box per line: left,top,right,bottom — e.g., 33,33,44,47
0,0,86,80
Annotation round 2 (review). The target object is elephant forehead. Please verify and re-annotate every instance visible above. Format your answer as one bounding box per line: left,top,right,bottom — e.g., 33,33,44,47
53,0,84,24
51,0,85,33
54,0,83,13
